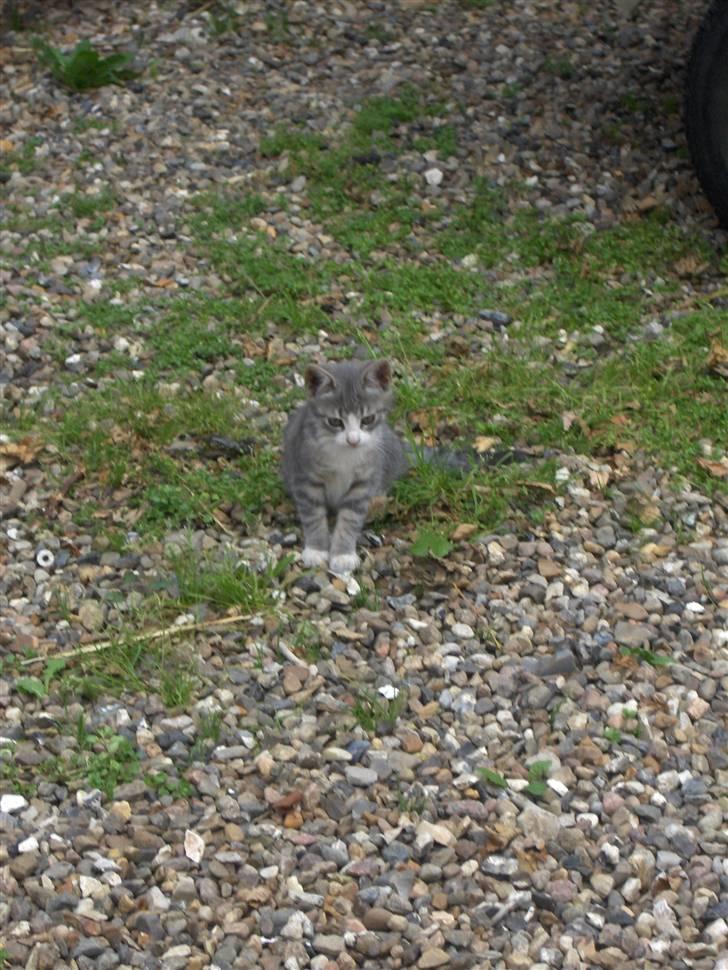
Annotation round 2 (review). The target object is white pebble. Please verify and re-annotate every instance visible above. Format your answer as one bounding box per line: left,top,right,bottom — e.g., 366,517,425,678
0,793,28,814
425,167,443,186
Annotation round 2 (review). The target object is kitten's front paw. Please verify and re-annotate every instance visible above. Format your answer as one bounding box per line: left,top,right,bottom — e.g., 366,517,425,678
329,552,360,576
301,547,329,568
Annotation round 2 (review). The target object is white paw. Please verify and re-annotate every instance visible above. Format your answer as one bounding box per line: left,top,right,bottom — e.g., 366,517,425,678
301,547,329,568
329,553,360,576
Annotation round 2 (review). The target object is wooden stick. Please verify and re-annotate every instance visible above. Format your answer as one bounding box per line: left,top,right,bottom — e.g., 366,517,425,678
20,613,254,666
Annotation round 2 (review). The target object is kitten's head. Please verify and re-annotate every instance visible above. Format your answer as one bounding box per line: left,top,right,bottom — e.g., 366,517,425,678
304,359,393,449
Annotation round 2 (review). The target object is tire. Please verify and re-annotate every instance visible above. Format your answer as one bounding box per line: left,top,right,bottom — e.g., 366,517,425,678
685,0,728,226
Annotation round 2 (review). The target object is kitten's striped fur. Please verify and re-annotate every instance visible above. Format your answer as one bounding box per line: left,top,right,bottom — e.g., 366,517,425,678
281,359,407,575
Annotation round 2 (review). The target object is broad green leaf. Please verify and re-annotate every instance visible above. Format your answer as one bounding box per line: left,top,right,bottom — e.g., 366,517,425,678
16,676,46,699
527,759,552,782
620,646,673,667
477,766,508,789
410,527,453,558
524,779,547,798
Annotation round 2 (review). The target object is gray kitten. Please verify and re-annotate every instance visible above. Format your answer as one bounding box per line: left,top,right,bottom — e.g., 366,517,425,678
282,359,408,575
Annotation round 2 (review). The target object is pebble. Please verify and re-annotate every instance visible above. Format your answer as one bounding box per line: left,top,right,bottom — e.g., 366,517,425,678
0,4,724,970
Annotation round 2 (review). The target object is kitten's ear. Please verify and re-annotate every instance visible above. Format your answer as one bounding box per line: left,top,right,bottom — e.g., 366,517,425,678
305,364,337,397
363,359,392,391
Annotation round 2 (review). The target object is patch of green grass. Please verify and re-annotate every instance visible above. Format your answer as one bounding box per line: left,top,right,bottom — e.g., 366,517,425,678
205,1,240,36
170,547,274,613
39,718,140,798
352,88,422,138
352,687,407,734
543,56,577,80
145,770,196,799
264,10,291,42
63,187,117,219
291,619,324,663
189,191,268,238
15,657,66,700
0,137,41,179
33,37,139,91
72,116,114,134
0,745,37,798
158,654,198,708
524,759,552,799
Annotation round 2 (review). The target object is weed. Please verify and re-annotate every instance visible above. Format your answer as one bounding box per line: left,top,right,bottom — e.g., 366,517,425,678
33,38,139,91
84,730,139,796
291,620,324,663
524,759,552,799
170,547,273,613
15,657,66,700
409,526,453,559
544,56,577,80
206,2,240,36
189,710,223,762
41,720,139,798
478,766,508,789
604,726,623,744
264,10,290,42
159,659,197,709
478,759,554,800
352,687,406,733
252,642,266,671
398,790,426,814
145,771,195,799
620,645,674,667
64,188,117,219
0,745,36,798
199,710,223,744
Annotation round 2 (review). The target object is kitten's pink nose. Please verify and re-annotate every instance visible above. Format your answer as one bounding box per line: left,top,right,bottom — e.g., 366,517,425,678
346,431,360,446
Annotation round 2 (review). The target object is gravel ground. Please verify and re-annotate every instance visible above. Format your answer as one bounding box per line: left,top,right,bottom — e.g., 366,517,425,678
1,2,727,969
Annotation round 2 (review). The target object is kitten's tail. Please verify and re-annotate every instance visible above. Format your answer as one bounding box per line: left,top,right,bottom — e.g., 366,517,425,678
404,442,533,473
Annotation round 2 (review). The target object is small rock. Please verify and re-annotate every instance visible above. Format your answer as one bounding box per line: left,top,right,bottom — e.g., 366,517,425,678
345,766,378,787
418,947,450,968
0,793,28,814
517,803,561,843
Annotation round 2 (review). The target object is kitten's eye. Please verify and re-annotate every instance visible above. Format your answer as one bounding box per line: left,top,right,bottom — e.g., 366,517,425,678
326,417,344,430
361,414,376,427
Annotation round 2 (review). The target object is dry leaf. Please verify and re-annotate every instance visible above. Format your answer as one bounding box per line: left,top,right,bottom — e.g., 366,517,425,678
0,139,14,152
184,829,205,864
589,469,610,489
609,413,631,427
515,480,556,494
706,337,728,378
697,457,728,479
473,435,500,453
0,436,42,466
451,523,478,541
561,410,576,431
674,254,709,277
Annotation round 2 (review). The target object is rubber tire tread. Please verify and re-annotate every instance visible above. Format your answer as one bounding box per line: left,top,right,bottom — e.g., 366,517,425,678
685,0,728,226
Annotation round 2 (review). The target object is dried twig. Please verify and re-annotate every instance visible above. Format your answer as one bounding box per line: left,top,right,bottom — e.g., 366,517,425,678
184,0,218,19
20,613,254,666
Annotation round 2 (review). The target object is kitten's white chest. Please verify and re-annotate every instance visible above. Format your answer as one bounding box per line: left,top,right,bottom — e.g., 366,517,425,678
320,441,371,508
